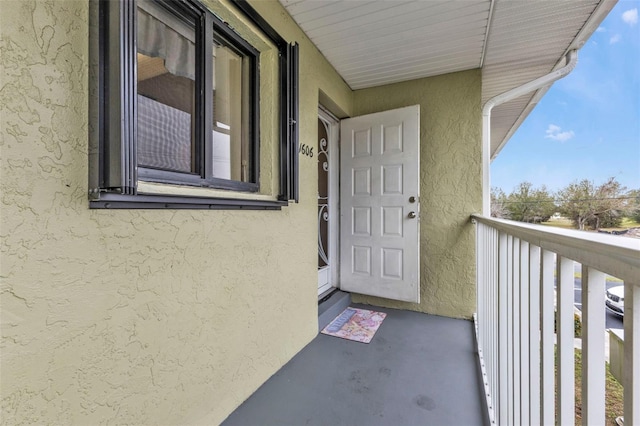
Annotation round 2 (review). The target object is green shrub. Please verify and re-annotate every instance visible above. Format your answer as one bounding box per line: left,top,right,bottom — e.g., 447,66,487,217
553,311,582,338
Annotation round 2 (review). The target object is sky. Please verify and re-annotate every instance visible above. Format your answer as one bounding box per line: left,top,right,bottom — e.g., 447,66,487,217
491,0,640,194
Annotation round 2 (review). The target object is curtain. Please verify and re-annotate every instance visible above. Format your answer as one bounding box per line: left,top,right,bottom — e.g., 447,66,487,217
137,5,195,80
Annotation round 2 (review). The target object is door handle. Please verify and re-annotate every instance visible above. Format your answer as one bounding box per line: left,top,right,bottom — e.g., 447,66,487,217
408,211,417,219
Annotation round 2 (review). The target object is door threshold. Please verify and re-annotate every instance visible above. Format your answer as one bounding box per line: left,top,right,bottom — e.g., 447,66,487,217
318,288,338,303
318,290,351,332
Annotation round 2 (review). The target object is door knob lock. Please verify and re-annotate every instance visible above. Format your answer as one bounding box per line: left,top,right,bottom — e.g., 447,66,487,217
408,211,417,219
409,196,416,203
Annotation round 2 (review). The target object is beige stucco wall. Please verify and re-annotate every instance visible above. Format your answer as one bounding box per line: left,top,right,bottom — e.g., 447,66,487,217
351,71,482,319
0,1,351,425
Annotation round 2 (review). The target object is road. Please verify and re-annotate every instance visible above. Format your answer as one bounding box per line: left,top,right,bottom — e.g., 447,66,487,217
572,262,624,330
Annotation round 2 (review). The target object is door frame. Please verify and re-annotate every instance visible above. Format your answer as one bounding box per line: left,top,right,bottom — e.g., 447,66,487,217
318,106,340,296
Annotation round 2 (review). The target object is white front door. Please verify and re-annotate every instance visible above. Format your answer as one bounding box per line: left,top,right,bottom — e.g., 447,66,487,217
339,105,420,303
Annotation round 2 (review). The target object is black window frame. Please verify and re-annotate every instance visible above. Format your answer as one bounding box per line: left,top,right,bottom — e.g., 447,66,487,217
137,2,261,193
229,0,299,202
90,0,299,209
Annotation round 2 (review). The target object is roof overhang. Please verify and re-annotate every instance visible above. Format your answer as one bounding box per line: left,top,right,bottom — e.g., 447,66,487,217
278,0,616,158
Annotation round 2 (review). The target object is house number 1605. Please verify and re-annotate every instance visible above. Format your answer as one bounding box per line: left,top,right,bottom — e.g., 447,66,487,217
299,144,314,158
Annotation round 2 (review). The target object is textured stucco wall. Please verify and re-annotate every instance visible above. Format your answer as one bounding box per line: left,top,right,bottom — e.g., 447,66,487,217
0,1,352,424
351,71,482,319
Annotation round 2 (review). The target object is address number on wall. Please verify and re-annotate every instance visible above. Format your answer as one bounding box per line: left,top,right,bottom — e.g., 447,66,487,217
299,143,314,158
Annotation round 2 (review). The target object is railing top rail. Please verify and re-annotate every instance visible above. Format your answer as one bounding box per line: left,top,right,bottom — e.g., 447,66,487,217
472,214,640,283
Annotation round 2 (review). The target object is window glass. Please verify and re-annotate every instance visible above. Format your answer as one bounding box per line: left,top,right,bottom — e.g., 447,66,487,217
212,36,252,182
91,0,298,208
136,1,195,174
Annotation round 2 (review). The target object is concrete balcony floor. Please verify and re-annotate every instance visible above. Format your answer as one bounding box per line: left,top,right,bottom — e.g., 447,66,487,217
223,304,487,426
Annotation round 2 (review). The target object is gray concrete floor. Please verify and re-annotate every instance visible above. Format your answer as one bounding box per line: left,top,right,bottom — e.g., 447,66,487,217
223,304,487,426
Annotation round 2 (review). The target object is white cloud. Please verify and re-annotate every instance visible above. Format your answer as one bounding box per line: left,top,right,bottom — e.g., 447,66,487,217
610,34,622,44
545,124,575,142
622,8,638,25
596,26,606,32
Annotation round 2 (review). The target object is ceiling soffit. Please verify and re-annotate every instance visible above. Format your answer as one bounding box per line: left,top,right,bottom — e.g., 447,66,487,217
278,0,613,158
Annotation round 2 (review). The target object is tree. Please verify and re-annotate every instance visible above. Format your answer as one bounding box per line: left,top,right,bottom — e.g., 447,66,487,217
491,187,510,219
628,189,640,223
557,177,628,230
505,182,556,223
557,180,592,230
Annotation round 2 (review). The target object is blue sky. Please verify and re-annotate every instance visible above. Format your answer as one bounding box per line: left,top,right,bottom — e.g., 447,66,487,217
491,0,640,194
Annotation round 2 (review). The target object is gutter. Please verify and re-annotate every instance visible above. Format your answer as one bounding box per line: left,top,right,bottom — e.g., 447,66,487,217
481,50,578,215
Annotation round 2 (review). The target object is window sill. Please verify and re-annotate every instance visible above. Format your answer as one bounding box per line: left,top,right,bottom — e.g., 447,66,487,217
137,181,275,201
89,191,286,210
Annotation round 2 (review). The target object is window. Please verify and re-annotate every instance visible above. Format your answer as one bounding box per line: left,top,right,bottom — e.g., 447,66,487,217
90,0,298,209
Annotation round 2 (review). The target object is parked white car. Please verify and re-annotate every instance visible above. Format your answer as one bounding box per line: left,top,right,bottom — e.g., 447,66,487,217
605,286,624,317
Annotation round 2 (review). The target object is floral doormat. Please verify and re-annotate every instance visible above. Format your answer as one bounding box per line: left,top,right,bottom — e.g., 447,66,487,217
321,307,387,344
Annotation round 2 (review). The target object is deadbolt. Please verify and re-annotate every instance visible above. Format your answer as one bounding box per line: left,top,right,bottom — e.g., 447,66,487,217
409,196,416,203
408,211,417,219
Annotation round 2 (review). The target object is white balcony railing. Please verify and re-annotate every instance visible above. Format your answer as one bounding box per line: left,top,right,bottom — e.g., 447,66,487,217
473,215,640,425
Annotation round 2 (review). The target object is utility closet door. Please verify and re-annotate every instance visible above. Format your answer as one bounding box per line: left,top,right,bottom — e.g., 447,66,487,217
339,105,420,303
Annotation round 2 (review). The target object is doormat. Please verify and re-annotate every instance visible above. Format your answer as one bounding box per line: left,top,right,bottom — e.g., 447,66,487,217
321,307,387,344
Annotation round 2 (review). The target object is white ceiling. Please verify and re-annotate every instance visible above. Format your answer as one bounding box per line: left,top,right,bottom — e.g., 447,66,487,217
278,0,615,158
